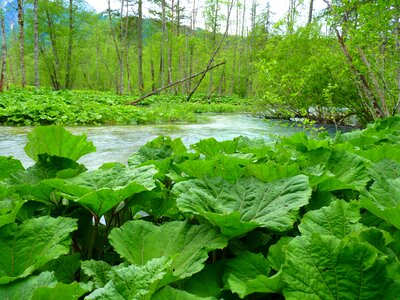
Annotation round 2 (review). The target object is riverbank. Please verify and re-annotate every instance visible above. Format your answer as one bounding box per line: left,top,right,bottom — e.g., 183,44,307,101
0,88,251,126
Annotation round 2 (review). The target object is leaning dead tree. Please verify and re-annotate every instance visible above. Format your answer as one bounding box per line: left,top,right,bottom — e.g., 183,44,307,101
129,61,226,105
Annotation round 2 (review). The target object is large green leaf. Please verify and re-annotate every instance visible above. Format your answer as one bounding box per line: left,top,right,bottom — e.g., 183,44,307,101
174,175,311,237
0,216,77,284
244,161,301,183
314,150,369,191
128,136,187,166
81,260,112,289
0,156,24,181
46,164,157,216
191,138,238,157
86,257,171,300
361,177,400,229
282,234,392,300
0,199,25,228
299,200,363,238
182,260,226,298
24,126,96,162
32,282,89,300
109,220,228,279
223,251,280,298
152,286,216,300
0,271,57,300
178,154,251,181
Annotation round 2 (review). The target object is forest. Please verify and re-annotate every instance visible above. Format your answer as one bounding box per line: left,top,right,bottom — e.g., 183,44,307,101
0,0,398,126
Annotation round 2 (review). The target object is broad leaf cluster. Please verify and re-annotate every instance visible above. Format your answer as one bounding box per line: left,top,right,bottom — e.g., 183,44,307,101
1,117,400,299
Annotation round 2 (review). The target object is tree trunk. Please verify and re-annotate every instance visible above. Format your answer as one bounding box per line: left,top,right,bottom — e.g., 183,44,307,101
33,0,39,88
395,6,400,113
167,0,174,86
138,0,144,93
151,58,156,91
17,0,26,87
308,0,314,25
45,4,61,90
107,0,124,94
124,0,132,93
65,0,74,89
159,0,166,88
0,11,6,92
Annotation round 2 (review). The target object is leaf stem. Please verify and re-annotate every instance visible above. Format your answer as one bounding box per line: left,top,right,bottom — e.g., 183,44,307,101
87,215,99,259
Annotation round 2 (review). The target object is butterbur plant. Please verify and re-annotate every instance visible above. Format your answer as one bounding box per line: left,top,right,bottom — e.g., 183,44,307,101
0,118,400,299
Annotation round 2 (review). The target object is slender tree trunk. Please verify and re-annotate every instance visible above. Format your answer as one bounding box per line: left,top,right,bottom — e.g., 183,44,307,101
138,0,144,93
308,0,314,25
107,0,124,94
124,0,132,93
395,7,400,113
65,0,74,89
167,0,174,86
45,5,61,90
33,0,39,87
0,12,6,92
151,58,156,91
17,0,26,87
159,0,166,88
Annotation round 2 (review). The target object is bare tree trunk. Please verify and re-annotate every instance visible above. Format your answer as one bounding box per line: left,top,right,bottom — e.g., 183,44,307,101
34,0,39,88
124,0,132,93
0,11,6,92
107,0,124,94
17,0,26,87
167,0,174,86
45,5,61,90
308,0,314,25
138,0,144,93
187,0,236,102
65,0,73,89
151,58,156,91
159,0,166,88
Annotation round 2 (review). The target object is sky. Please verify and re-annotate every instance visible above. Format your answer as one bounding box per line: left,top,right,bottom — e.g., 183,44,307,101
86,0,327,28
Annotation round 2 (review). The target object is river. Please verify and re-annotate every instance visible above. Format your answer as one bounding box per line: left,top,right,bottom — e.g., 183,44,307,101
0,114,338,170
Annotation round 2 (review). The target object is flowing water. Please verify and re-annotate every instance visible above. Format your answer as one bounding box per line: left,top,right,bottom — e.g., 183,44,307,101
0,114,340,170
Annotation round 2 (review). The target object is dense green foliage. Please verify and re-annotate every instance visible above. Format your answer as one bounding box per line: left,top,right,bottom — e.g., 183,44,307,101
0,88,249,125
1,116,400,299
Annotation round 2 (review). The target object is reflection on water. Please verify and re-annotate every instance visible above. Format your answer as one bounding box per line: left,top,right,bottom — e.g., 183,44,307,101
0,114,340,170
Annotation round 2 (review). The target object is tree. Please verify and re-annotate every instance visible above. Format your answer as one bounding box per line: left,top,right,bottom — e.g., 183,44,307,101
65,0,74,89
0,10,6,92
137,0,144,92
323,0,399,123
308,0,314,25
107,0,124,94
18,0,26,87
33,0,39,87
